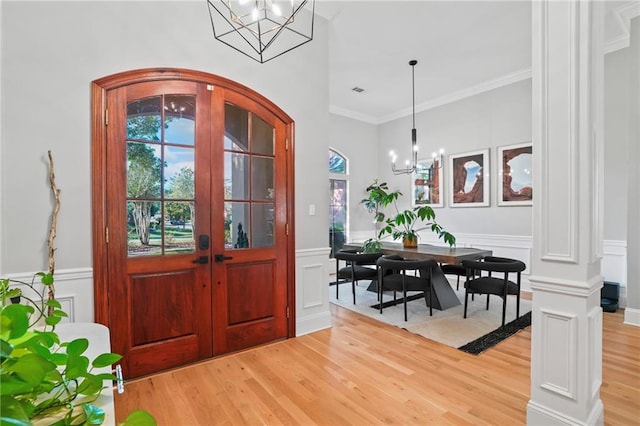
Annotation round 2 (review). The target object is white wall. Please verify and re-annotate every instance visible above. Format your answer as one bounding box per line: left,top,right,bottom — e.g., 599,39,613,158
0,1,332,330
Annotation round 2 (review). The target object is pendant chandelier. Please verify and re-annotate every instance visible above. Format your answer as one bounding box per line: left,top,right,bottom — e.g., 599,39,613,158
207,0,315,64
390,60,444,175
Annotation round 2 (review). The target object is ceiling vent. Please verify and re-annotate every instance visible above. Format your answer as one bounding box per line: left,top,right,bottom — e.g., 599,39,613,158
351,87,365,93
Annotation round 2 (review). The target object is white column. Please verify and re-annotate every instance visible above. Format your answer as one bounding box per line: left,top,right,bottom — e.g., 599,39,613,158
528,1,604,425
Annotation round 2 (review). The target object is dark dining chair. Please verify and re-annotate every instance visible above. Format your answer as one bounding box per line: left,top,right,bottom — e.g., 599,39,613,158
461,256,526,326
334,249,382,304
376,256,438,321
440,263,467,290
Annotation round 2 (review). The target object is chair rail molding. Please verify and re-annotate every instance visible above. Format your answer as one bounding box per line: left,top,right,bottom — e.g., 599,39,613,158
2,268,94,324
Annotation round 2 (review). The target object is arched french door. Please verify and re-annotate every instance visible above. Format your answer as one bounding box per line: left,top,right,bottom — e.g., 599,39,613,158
92,69,295,378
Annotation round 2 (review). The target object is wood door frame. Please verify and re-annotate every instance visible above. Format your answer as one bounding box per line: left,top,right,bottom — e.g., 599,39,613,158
91,68,296,337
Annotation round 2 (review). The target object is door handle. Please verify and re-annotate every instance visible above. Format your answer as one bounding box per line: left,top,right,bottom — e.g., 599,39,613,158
214,254,233,263
193,256,209,264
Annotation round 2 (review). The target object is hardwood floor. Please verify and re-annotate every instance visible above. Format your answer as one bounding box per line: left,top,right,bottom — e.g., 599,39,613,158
115,304,640,425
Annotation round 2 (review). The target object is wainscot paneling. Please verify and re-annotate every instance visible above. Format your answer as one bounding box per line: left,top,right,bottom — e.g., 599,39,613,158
295,247,332,336
2,268,94,323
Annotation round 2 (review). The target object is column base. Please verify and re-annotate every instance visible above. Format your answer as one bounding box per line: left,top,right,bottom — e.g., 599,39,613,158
527,399,603,426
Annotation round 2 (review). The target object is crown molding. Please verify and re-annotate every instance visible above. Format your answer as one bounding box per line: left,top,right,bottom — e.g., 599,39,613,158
604,1,640,54
379,68,533,124
329,105,380,125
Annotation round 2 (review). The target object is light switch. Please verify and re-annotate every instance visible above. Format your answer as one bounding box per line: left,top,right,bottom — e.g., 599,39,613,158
309,204,316,215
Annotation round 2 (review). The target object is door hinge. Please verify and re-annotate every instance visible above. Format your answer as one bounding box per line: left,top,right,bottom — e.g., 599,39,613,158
286,306,290,318
207,84,214,91
105,226,109,244
105,109,108,126
285,138,289,151
285,223,289,236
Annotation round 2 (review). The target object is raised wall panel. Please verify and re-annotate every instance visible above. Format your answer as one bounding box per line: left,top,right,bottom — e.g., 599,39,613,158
301,263,325,309
537,0,579,263
539,309,577,399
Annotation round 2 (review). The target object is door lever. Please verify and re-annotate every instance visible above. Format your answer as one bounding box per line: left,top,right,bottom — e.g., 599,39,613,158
214,254,233,263
193,256,209,264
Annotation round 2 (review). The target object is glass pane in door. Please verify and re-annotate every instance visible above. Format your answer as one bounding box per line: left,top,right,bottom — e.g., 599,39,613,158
252,115,274,155
224,103,248,151
127,97,162,141
164,95,195,146
252,203,274,247
127,200,162,256
252,157,274,200
225,153,249,200
225,202,250,249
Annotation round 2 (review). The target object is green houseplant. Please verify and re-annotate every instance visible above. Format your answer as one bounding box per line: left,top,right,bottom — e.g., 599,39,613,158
361,179,456,249
360,180,393,253
1,274,155,426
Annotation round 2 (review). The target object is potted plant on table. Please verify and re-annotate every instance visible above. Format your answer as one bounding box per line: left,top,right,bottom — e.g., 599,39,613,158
362,179,456,249
360,180,394,253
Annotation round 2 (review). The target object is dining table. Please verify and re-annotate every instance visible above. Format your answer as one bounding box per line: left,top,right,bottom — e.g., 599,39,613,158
342,242,492,310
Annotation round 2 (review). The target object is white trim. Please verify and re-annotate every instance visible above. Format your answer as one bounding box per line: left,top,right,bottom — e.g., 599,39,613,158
624,307,640,327
328,105,379,125
604,1,640,54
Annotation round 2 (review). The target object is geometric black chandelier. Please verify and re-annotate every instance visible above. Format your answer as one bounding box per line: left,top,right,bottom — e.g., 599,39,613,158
390,59,444,175
206,0,315,64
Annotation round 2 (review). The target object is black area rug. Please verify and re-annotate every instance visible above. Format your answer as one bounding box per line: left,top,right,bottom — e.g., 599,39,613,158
457,311,532,355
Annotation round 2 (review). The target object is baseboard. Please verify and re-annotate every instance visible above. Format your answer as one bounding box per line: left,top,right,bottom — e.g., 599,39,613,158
295,311,332,336
624,307,640,327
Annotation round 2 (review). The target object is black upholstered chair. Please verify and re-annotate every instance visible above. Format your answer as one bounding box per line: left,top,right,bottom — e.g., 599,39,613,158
440,263,467,290
334,249,382,304
376,256,438,321
461,256,526,326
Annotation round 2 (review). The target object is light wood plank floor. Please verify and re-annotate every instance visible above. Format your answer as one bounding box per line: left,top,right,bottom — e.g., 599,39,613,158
115,305,640,425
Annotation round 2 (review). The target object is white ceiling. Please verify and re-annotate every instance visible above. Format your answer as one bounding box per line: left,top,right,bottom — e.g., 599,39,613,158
315,0,640,124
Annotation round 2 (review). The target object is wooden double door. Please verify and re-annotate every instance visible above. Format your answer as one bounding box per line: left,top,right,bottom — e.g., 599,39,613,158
92,70,295,378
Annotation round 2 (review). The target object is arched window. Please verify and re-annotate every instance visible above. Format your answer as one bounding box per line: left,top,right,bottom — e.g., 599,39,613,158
329,149,348,258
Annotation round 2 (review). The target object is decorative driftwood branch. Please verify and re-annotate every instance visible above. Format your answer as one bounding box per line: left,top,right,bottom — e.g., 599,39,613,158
47,150,61,314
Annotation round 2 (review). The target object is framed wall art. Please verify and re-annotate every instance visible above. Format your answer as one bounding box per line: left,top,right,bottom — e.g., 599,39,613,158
498,142,533,206
448,149,489,207
412,157,443,207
